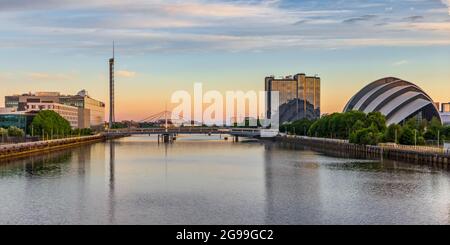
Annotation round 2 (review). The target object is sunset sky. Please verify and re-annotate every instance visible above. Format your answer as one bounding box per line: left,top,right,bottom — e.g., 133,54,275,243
1,0,449,121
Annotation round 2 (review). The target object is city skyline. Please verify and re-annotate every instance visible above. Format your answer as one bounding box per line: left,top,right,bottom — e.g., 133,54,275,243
1,0,450,120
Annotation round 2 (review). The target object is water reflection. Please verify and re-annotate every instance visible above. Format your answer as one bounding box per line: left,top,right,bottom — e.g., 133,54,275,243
0,150,73,178
108,140,116,224
0,135,449,225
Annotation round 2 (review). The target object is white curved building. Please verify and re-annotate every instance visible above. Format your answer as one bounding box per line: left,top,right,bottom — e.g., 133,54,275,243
344,77,441,125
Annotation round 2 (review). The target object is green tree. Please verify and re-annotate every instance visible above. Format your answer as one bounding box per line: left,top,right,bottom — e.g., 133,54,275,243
351,120,366,132
384,124,402,143
349,124,383,145
367,112,387,132
443,126,450,139
287,119,314,136
399,126,415,145
423,117,443,141
71,128,93,136
31,110,71,137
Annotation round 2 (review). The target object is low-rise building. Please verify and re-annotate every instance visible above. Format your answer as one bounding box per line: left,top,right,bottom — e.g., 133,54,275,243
0,112,34,133
25,103,80,128
5,90,105,129
440,112,450,126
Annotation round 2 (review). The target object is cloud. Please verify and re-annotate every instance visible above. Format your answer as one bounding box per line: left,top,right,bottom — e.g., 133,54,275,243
28,72,75,81
392,60,409,66
403,16,424,22
116,70,136,78
0,0,450,53
343,15,377,24
442,0,450,15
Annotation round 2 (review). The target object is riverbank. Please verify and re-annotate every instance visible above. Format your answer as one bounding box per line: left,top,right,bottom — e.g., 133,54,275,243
276,136,450,169
0,135,107,161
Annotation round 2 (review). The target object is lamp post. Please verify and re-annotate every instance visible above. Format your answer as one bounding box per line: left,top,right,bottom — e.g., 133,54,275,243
437,130,440,147
414,129,417,147
395,129,398,144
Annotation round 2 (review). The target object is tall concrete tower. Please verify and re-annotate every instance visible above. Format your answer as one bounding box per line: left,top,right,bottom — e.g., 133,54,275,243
109,42,115,129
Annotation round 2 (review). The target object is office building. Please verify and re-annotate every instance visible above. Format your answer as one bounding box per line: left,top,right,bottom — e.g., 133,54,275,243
344,77,442,125
0,112,34,133
25,103,79,128
60,90,105,128
265,73,320,124
5,90,105,129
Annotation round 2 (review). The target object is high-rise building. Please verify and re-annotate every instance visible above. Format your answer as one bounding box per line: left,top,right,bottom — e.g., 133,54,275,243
4,90,105,129
434,102,441,111
109,42,115,129
265,73,320,124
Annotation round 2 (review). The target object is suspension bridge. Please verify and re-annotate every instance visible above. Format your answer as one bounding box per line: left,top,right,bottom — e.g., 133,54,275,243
104,110,278,141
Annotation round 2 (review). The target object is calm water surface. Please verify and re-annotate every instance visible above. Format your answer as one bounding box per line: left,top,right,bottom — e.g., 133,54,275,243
0,135,449,225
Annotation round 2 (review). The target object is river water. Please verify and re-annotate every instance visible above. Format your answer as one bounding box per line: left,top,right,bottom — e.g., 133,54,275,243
0,135,449,225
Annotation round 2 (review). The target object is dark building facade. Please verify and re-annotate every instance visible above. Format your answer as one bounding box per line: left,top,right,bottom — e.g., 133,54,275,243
265,73,320,124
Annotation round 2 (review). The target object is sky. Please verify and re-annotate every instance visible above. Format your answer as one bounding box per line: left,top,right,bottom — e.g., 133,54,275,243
0,0,449,121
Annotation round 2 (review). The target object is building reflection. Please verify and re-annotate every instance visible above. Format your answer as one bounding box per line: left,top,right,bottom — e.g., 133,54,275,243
263,142,323,224
108,140,116,224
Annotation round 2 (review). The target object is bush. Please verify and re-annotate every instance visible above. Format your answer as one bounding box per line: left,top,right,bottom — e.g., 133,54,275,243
72,128,93,136
7,126,25,137
0,128,7,136
280,119,314,136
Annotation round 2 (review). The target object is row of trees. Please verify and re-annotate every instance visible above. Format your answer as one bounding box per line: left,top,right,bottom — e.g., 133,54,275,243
280,111,450,146
30,110,93,138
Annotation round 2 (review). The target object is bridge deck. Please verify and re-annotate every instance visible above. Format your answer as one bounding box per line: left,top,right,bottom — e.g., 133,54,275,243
104,128,263,137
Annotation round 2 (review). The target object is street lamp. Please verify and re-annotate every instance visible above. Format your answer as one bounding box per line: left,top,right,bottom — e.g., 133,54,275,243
414,129,417,147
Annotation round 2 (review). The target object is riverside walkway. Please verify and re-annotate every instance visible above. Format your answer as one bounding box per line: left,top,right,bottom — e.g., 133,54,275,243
0,135,105,159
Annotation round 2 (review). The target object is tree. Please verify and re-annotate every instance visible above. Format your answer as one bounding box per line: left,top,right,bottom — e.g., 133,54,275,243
399,126,415,145
31,110,71,137
443,126,450,139
283,119,315,136
367,112,387,132
424,117,443,141
71,128,93,136
7,126,25,137
349,123,383,145
351,120,366,132
384,124,402,143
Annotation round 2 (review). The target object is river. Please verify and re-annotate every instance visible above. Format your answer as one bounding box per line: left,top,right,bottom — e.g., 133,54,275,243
0,135,449,225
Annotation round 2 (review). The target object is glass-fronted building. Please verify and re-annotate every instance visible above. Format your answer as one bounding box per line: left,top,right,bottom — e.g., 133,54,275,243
265,73,321,124
0,113,34,133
